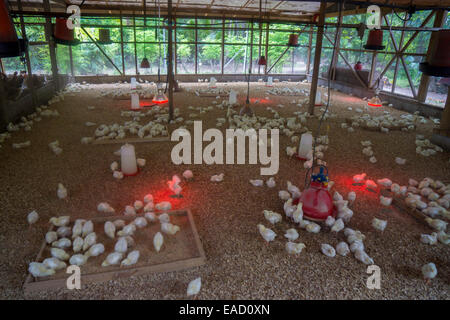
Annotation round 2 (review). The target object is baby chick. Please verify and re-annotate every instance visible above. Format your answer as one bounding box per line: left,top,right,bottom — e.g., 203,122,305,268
286,242,306,254
266,177,276,188
264,210,282,225
425,218,448,232
115,237,128,253
104,221,116,239
73,236,84,253
421,262,437,283
284,228,299,241
257,224,276,243
43,258,67,270
51,248,70,261
83,232,97,251
121,250,140,266
45,231,58,244
69,254,88,266
187,277,202,296
161,222,180,235
331,218,345,233
321,244,336,257
292,203,303,223
420,233,437,245
57,183,67,199
27,210,39,226
336,242,350,256
306,222,321,233
154,232,164,252
372,218,387,232
85,243,105,258
380,196,392,206
49,216,70,227
28,262,55,278
250,179,264,187
102,252,123,267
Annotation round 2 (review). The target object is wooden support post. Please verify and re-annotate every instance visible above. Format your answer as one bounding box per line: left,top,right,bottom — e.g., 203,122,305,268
264,22,269,74
43,0,59,90
330,12,343,80
17,0,36,106
133,14,138,75
0,59,4,74
120,12,125,75
249,20,254,75
306,25,313,75
194,17,198,74
392,19,407,93
0,77,7,129
221,18,225,75
417,10,447,103
174,18,177,75
368,52,377,89
308,1,326,115
168,0,174,122
439,87,450,137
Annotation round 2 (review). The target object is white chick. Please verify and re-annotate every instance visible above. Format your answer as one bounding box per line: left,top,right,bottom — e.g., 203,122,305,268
51,248,70,261
325,216,335,227
49,216,70,227
306,222,321,233
85,243,105,258
43,257,67,270
52,238,72,249
336,242,350,256
210,173,224,182
331,218,345,233
266,177,276,188
284,228,299,241
257,224,276,243
137,158,146,167
354,249,374,265
380,196,392,206
155,201,172,211
27,210,39,225
73,236,84,253
350,240,364,253
287,181,301,198
321,244,336,257
437,231,449,245
83,232,97,251
57,183,67,199
102,252,123,267
153,232,164,252
425,218,447,231
69,254,88,266
97,202,115,213
286,242,306,254
124,205,136,216
279,190,291,201
250,179,264,187
187,277,202,296
158,213,170,223
110,161,119,171
144,202,155,212
115,237,128,253
57,226,71,238
133,217,148,228
104,221,116,239
353,173,367,183
183,170,194,180
420,233,437,245
263,210,282,225
134,200,144,211
421,263,437,281
333,191,343,201
377,178,393,187
145,212,157,222
121,250,140,266
365,180,377,189
45,231,58,244
286,146,297,157
161,222,180,235
117,223,136,236
292,203,303,223
283,198,295,218
82,220,94,237
348,192,356,202
395,157,406,165
372,218,387,231
72,220,83,239
113,219,126,229
28,262,55,277
143,194,154,203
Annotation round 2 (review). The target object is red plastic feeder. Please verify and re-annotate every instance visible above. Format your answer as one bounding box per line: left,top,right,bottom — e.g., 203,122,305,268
287,34,299,47
53,18,79,45
257,56,267,66
140,57,150,68
419,30,450,77
0,0,27,58
364,29,385,50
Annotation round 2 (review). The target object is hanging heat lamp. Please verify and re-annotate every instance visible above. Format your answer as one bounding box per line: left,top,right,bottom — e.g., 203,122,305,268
354,61,363,71
293,166,336,221
257,55,267,66
364,29,384,50
98,29,112,44
367,95,382,107
152,82,168,104
419,30,450,77
53,18,79,45
287,33,299,47
0,0,28,58
140,57,150,69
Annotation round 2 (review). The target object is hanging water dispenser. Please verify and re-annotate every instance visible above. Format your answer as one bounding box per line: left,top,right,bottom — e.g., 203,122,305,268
53,18,79,45
0,0,28,58
419,30,450,77
364,29,385,51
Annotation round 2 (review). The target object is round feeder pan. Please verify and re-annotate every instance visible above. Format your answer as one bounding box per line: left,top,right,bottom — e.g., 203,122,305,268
122,167,140,177
0,38,28,58
53,36,80,46
293,182,336,221
363,44,385,51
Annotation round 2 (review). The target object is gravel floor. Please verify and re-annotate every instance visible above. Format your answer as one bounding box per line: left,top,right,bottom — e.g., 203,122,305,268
0,81,449,300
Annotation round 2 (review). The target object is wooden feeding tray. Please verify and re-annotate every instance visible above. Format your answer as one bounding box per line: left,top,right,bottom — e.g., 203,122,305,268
23,209,205,293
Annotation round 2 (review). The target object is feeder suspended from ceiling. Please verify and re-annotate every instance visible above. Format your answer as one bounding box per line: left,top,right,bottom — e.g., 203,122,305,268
0,0,27,57
257,55,267,66
419,30,450,77
98,29,112,44
364,29,385,50
53,17,80,46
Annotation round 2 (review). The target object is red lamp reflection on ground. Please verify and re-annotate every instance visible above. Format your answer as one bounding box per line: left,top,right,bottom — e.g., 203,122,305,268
293,166,336,221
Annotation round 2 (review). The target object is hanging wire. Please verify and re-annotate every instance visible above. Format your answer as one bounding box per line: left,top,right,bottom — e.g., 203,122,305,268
306,0,343,187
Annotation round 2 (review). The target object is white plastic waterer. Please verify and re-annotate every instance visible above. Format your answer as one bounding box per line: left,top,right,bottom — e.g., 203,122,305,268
298,133,313,160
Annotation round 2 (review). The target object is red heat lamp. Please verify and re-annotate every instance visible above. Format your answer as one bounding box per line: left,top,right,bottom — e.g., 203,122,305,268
0,0,28,57
140,57,150,69
257,56,267,66
419,30,450,77
53,18,79,45
367,95,382,107
364,29,385,51
152,82,168,104
354,61,363,71
293,165,336,221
